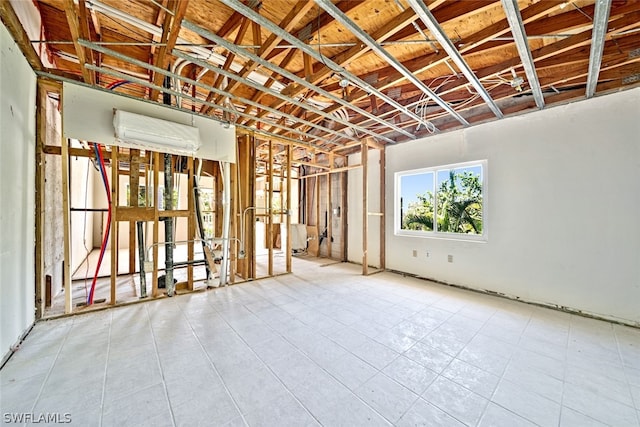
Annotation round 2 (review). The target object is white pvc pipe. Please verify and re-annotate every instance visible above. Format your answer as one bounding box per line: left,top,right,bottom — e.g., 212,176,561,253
219,162,232,285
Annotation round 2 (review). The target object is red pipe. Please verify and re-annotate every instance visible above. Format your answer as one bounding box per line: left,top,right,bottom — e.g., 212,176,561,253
87,143,111,305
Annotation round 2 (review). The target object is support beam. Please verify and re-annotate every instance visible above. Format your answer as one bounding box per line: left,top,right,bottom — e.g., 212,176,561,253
187,156,195,290
201,17,251,114
214,0,316,104
128,149,140,274
315,0,459,127
327,154,332,259
268,140,274,276
501,0,545,109
586,0,612,97
64,0,95,84
62,135,72,313
181,20,403,143
405,0,503,119
150,0,189,102
341,170,348,262
152,152,160,297
34,81,51,318
379,148,385,270
110,147,118,305
361,141,368,275
286,144,292,273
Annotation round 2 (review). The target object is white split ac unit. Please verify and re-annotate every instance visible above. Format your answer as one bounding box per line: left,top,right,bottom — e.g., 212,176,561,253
113,110,201,156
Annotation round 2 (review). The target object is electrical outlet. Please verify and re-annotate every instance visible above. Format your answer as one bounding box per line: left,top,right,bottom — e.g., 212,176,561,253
448,254,453,263
412,249,418,257
426,251,430,258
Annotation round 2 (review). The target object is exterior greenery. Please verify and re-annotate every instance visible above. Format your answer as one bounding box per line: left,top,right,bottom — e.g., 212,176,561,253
401,167,483,235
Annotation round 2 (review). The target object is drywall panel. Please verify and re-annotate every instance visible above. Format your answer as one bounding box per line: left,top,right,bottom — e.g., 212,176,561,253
348,149,381,268
62,82,236,163
386,88,640,325
0,22,37,358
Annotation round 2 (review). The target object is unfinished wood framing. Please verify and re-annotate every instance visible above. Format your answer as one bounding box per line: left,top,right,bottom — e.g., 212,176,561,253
267,139,273,277
187,157,195,290
61,132,72,312
152,152,160,298
379,148,386,270
128,149,140,274
110,147,118,305
285,144,292,273
361,140,368,276
340,170,348,262
34,80,50,319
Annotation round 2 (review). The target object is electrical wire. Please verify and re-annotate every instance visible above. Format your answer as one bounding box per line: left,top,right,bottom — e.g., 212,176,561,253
87,142,111,305
81,156,92,300
87,79,131,305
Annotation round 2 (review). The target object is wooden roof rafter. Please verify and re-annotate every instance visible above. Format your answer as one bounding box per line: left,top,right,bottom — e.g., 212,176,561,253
294,0,566,139
17,0,640,151
64,0,94,84
149,0,189,101
210,0,316,111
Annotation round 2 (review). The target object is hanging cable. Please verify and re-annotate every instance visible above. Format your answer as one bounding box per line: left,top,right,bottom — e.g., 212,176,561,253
87,79,132,305
81,153,92,300
87,143,111,305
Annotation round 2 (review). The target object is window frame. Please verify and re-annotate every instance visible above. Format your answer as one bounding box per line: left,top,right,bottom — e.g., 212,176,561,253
394,160,488,241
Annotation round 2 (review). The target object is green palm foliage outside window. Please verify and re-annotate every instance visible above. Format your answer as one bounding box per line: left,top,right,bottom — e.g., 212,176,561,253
399,164,483,235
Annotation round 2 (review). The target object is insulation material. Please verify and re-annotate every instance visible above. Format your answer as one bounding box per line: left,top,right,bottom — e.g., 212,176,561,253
290,224,308,251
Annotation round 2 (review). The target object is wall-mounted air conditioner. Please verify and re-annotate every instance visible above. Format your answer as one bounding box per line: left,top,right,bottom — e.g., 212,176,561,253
113,110,201,156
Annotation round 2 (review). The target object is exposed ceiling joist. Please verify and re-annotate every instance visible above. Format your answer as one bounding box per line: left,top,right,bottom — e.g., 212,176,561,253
181,20,400,145
64,0,94,84
406,0,504,120
15,0,639,149
149,0,189,102
586,0,612,98
214,0,421,139
501,0,544,109
315,0,464,127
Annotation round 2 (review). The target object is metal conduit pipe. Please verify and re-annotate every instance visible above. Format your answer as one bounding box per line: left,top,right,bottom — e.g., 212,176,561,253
219,162,232,285
163,153,175,296
162,74,175,297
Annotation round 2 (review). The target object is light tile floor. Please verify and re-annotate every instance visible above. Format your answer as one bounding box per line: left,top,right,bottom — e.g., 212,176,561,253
2,259,640,426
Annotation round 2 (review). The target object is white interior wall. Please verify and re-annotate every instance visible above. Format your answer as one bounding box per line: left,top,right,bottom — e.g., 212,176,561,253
0,23,37,358
347,149,381,268
385,88,640,325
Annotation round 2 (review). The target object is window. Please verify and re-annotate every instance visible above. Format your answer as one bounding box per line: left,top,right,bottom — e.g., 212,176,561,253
396,161,486,239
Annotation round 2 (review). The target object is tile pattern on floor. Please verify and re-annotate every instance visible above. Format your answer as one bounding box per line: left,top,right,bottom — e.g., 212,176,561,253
2,259,640,426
